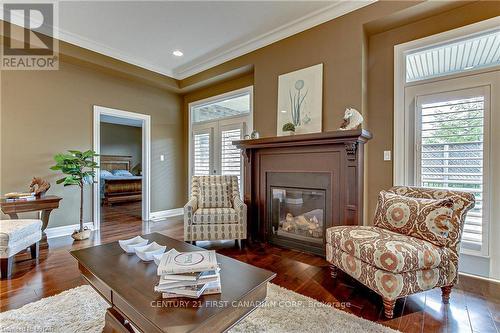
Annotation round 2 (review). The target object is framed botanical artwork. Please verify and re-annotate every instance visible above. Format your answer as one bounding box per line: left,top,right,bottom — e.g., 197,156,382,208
277,63,323,136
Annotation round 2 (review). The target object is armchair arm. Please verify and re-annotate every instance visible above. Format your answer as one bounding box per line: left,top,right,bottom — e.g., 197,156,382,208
184,196,198,225
233,195,247,227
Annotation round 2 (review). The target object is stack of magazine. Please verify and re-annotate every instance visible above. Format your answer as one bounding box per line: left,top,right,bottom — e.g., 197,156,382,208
155,249,221,298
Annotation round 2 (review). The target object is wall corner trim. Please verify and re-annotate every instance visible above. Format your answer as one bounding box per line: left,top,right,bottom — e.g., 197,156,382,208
45,222,94,239
149,208,184,221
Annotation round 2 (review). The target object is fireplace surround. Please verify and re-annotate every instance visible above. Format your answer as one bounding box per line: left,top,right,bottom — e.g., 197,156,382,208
234,129,372,256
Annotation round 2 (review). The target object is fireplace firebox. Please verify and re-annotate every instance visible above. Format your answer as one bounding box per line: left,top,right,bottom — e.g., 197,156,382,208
233,129,371,256
267,172,331,255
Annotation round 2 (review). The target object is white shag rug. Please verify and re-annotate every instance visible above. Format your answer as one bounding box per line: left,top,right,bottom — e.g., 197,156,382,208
0,284,398,333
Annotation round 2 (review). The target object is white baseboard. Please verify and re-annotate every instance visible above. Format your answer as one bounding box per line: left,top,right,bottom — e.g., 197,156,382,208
45,222,94,239
149,208,183,221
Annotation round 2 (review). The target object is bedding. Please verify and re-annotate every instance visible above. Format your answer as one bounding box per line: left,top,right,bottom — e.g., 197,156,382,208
111,169,133,177
100,171,142,205
100,170,113,177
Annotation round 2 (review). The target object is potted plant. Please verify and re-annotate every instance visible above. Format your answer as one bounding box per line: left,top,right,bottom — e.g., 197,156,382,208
282,122,296,136
50,150,99,240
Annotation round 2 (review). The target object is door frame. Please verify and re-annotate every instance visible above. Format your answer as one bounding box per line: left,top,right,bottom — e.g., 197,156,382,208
187,86,253,194
92,105,151,230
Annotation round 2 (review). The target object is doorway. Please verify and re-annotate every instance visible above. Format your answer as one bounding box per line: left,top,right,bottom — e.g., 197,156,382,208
93,106,151,230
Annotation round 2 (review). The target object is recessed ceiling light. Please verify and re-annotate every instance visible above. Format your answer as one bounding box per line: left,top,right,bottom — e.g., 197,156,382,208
172,50,183,57
280,110,287,113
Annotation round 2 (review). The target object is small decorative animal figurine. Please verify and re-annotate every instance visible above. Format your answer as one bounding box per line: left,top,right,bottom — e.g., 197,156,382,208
29,177,50,197
339,107,363,130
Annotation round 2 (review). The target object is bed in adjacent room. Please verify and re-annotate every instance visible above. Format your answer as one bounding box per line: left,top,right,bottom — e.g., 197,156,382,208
100,155,142,206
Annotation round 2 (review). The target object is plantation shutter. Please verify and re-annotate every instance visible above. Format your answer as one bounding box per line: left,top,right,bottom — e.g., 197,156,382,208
193,132,211,176
221,127,242,190
416,92,486,251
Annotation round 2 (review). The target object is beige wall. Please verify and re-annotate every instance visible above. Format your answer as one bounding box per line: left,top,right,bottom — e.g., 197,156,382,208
100,123,142,170
1,60,184,228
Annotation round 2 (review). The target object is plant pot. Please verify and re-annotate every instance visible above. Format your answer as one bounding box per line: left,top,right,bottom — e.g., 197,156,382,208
71,228,91,241
283,131,295,136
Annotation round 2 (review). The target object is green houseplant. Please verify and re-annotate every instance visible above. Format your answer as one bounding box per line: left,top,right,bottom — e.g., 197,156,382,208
282,122,296,135
50,150,99,240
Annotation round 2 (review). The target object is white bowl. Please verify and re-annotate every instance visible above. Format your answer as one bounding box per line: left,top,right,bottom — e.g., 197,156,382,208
153,252,164,265
118,236,149,254
153,249,173,265
135,242,166,261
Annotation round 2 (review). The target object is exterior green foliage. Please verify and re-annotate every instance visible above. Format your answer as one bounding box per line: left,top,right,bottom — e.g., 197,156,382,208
422,99,483,145
50,150,99,232
282,122,295,132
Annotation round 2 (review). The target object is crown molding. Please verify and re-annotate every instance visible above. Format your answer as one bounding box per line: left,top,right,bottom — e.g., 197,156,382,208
56,28,176,78
173,0,375,79
2,1,375,80
1,6,175,78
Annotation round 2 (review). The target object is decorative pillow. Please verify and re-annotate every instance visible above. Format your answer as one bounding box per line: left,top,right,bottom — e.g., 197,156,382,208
100,170,113,177
111,170,133,177
373,191,454,247
199,183,232,209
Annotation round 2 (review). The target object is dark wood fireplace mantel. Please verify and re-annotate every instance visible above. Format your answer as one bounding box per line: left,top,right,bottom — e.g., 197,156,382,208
234,129,372,255
234,129,372,149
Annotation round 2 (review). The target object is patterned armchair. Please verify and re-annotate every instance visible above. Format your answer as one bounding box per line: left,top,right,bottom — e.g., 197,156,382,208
326,186,475,318
184,176,247,246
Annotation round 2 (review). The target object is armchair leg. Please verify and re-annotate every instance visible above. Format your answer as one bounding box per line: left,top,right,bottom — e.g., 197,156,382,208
330,265,338,279
0,257,13,279
441,285,453,304
236,239,242,249
382,298,396,319
30,242,39,259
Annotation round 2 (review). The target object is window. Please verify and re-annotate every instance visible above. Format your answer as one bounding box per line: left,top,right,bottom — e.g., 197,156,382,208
415,89,488,251
191,92,250,123
193,131,211,176
395,18,500,278
189,87,252,193
406,29,500,82
221,128,242,177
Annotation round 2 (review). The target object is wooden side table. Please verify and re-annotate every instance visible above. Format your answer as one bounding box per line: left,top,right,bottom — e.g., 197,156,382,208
0,195,62,232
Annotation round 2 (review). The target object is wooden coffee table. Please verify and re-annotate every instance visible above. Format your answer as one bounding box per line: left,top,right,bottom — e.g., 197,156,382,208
71,233,276,333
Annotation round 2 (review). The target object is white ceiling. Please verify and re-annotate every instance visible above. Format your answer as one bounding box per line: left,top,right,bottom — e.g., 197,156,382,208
52,1,373,79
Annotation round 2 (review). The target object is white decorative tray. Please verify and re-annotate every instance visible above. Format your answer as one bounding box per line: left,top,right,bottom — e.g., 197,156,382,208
134,242,167,261
118,236,149,254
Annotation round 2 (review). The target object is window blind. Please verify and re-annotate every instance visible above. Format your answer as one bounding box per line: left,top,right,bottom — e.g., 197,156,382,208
418,96,485,248
221,129,242,187
193,133,211,176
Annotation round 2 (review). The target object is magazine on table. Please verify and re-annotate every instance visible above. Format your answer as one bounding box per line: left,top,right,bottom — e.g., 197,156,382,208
155,272,220,291
161,268,220,282
161,279,222,299
157,248,218,275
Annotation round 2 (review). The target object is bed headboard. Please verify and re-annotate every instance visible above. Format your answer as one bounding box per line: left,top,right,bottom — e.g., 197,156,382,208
100,155,132,172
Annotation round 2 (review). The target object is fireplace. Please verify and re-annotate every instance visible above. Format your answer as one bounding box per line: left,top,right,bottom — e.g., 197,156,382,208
267,172,331,255
234,129,371,256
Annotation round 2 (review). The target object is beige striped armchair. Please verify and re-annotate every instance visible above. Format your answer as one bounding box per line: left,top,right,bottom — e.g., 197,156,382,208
184,176,247,247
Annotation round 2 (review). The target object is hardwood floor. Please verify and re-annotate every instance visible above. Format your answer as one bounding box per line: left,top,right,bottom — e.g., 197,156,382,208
1,201,499,332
